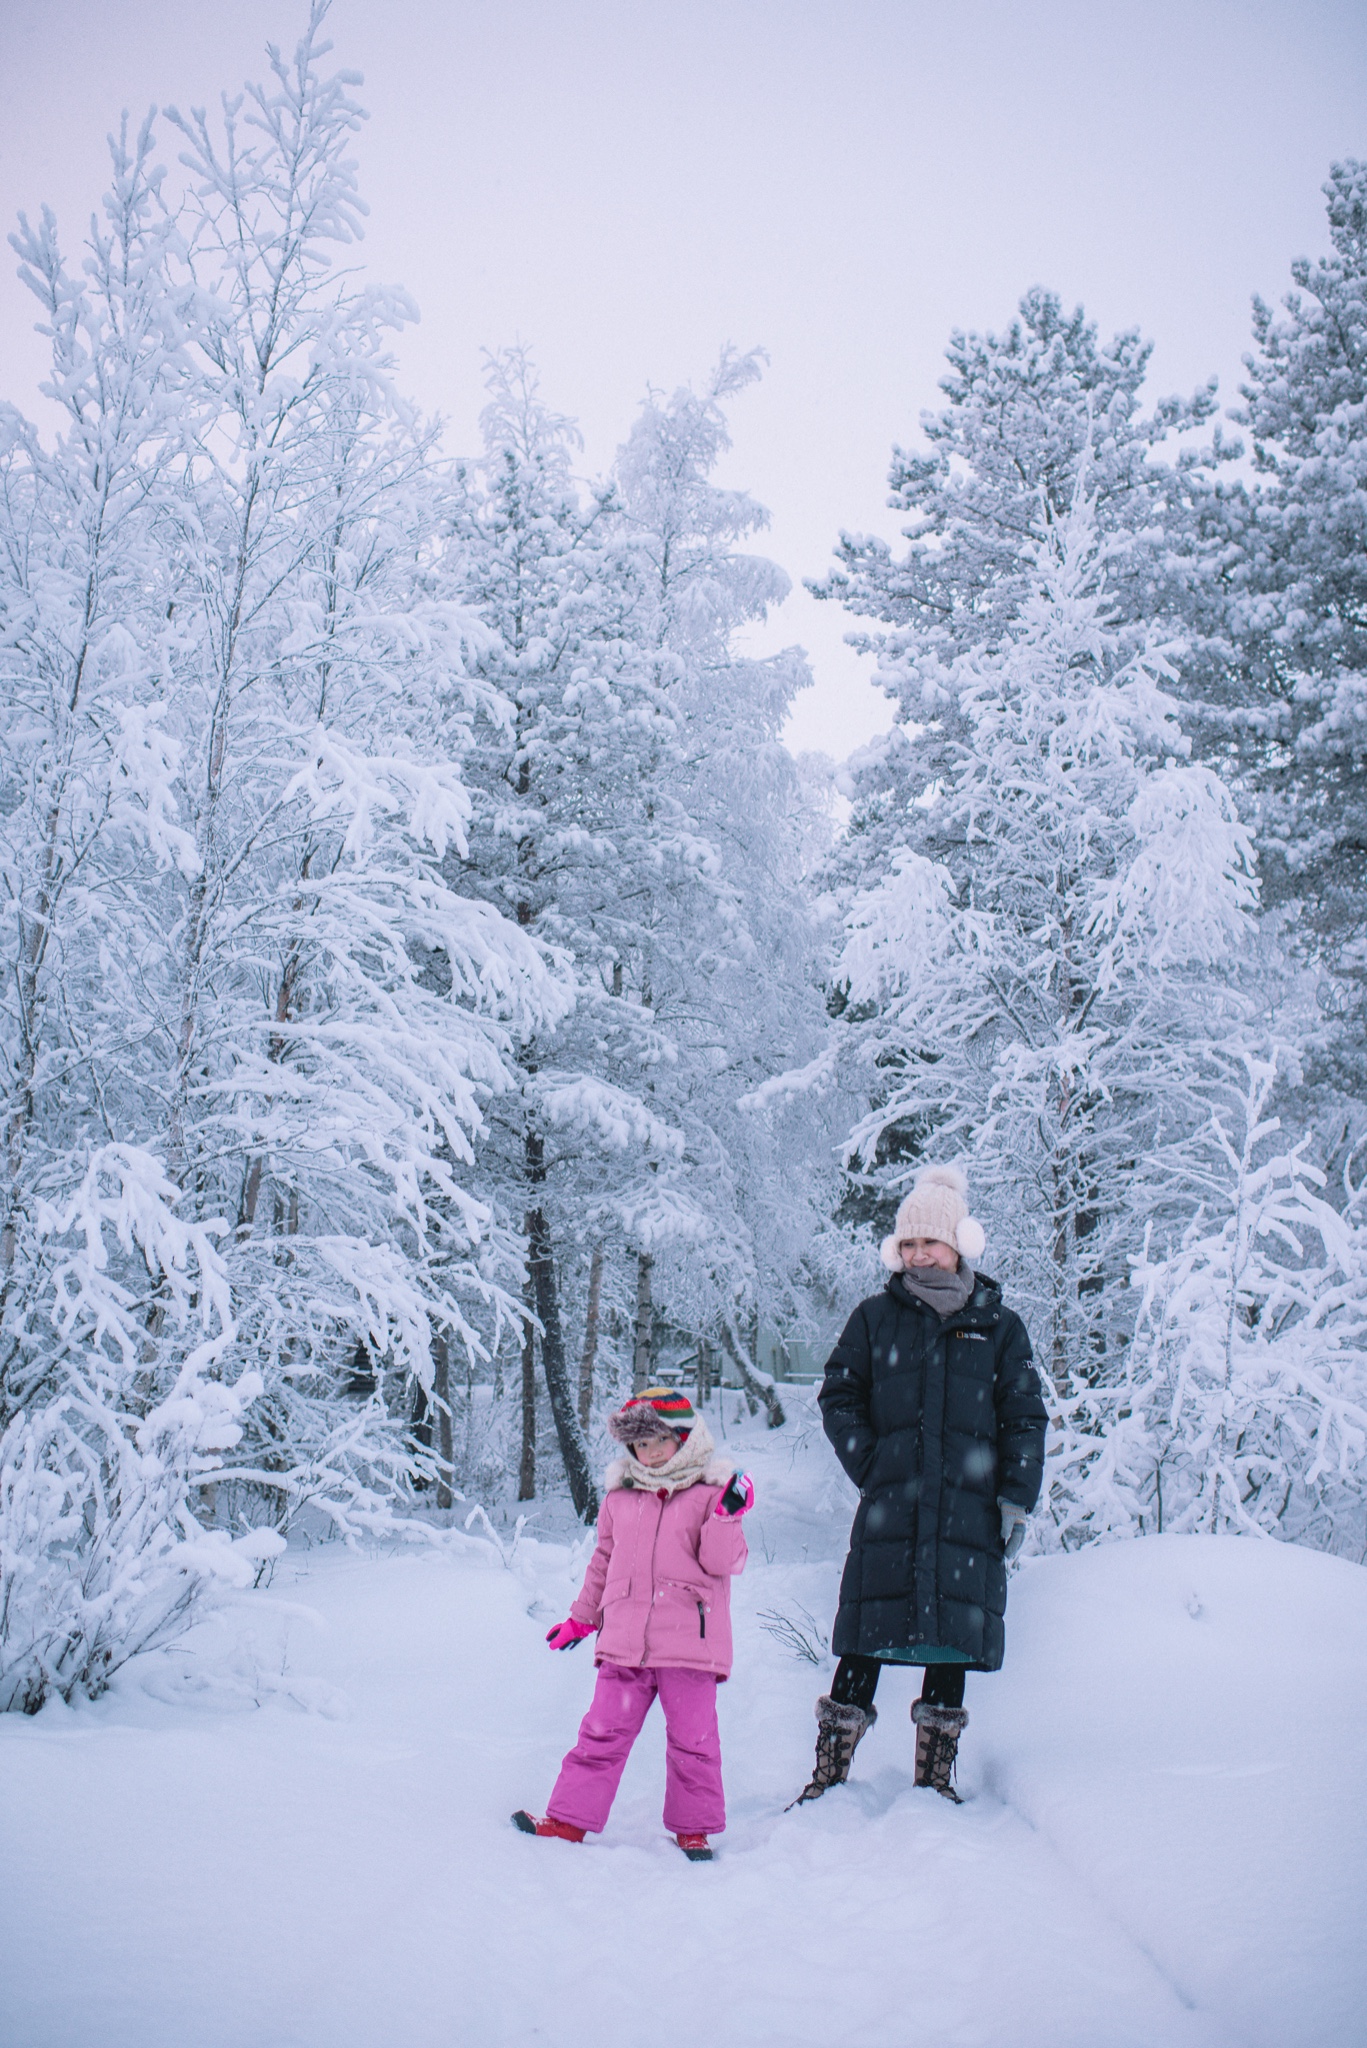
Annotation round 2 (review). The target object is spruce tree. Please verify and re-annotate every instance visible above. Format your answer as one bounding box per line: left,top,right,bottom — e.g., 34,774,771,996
831,492,1257,1390
1221,162,1367,1085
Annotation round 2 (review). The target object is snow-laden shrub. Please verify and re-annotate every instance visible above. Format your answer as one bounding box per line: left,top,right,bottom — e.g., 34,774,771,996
0,1392,280,1715
0,1145,280,1713
1051,1053,1367,1554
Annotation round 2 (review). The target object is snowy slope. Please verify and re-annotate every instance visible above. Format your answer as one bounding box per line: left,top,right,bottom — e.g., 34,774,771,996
2,1406,1364,2048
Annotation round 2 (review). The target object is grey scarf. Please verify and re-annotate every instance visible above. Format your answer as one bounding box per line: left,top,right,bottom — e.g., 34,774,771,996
895,1261,975,1319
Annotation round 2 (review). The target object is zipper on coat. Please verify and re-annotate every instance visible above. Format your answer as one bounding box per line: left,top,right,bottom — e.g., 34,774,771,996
642,1494,663,1661
697,1601,706,1639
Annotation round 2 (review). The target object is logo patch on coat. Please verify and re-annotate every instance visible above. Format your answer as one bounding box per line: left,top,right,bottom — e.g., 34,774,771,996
956,1331,990,1342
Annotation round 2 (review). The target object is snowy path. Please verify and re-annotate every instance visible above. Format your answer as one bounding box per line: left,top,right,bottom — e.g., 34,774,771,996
4,1413,1365,2048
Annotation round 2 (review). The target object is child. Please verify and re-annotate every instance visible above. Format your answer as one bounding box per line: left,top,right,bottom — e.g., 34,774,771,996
512,1385,752,1862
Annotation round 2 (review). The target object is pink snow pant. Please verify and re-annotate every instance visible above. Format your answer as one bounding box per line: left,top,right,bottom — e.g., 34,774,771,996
547,1661,726,1835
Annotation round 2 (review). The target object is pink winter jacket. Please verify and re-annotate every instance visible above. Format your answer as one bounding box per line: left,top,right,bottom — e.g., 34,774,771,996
569,1460,748,1678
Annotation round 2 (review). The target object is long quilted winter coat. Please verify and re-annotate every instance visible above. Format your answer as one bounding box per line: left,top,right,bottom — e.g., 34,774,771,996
819,1269,1047,1671
569,1461,748,1678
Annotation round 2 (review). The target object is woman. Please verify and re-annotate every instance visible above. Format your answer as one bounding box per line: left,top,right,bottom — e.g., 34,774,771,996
793,1165,1047,1805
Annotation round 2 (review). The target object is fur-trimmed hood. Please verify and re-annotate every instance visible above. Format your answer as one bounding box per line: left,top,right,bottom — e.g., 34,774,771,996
605,1416,735,1497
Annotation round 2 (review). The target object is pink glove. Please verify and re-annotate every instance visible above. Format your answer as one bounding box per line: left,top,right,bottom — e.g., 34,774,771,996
714,1471,754,1518
545,1617,596,1651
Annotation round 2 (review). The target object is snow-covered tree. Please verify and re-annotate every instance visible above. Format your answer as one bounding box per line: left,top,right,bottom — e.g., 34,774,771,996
148,18,570,1533
0,1148,281,1712
0,118,256,1706
1071,1053,1367,1556
0,9,570,1703
440,347,839,1472
440,347,701,1511
810,290,1245,993
612,350,843,1407
831,489,1258,1388
1211,163,1367,1100
814,288,1225,700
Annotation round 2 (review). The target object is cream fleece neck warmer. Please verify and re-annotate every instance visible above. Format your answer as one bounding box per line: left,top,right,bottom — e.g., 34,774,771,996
896,1261,975,1319
610,1416,728,1498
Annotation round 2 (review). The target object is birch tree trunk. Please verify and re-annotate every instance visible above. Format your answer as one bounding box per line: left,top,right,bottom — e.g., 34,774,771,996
696,1336,712,1411
719,1322,786,1429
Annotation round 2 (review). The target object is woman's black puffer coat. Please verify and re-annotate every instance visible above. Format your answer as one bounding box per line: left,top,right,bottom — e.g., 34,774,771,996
819,1269,1047,1671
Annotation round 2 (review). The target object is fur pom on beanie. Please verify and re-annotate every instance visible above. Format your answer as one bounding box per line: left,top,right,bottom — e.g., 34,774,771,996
607,1386,697,1445
880,1164,986,1271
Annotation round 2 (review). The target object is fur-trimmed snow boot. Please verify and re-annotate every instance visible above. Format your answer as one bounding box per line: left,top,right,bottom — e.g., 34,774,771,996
786,1694,877,1808
912,1701,968,1803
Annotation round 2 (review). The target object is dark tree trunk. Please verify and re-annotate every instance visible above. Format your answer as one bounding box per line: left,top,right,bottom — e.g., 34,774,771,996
518,1277,536,1501
632,1251,654,1392
696,1335,712,1410
525,1129,599,1522
720,1322,786,1429
432,1327,455,1512
578,1245,603,1430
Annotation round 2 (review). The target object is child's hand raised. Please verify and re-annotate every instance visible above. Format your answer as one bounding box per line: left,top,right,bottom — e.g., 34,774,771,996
714,1471,754,1518
545,1617,596,1651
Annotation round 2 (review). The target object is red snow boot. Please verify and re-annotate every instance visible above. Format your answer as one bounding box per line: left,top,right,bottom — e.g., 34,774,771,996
674,1832,713,1862
512,1810,586,1843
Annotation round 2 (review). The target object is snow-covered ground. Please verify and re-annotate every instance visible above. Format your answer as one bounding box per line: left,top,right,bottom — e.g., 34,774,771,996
4,1400,1365,2048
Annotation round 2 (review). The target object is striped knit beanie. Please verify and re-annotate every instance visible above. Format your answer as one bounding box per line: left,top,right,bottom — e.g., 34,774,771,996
607,1386,696,1445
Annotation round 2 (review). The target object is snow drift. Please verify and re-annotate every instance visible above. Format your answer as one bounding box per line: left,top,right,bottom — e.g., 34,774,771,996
2,1417,1363,2048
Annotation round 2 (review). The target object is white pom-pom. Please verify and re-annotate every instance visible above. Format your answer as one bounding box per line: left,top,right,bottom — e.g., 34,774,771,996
957,1216,986,1261
879,1233,901,1271
916,1163,969,1196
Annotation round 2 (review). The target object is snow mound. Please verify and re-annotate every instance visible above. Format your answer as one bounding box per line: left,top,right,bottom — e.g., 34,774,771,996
979,1533,1367,2048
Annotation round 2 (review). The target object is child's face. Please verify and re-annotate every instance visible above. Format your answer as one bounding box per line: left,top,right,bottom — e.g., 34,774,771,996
633,1429,681,1469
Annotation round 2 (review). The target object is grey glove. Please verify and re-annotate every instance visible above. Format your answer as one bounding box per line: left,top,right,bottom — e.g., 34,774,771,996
999,1499,1028,1561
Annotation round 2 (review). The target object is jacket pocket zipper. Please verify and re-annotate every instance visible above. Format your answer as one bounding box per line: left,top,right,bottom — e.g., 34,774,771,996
697,1601,707,1639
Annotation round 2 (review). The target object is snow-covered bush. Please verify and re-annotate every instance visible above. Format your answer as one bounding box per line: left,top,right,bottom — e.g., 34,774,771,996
0,1394,282,1715
1058,1054,1367,1555
0,1146,280,1712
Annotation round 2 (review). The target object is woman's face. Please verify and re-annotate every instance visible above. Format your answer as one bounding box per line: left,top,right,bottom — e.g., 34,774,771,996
632,1428,681,1468
899,1236,959,1272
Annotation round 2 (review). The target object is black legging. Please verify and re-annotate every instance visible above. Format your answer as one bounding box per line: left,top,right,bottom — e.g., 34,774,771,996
831,1653,968,1713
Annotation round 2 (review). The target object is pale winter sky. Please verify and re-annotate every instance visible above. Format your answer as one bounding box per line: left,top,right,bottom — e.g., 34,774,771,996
1,0,1364,758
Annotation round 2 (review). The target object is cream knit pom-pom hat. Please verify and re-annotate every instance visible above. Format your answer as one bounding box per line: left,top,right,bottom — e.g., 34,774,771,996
879,1164,986,1271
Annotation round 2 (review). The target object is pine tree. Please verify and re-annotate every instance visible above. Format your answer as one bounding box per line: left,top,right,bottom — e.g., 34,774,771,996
1221,162,1367,1079
831,490,1257,1388
813,289,1237,949
814,288,1223,696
